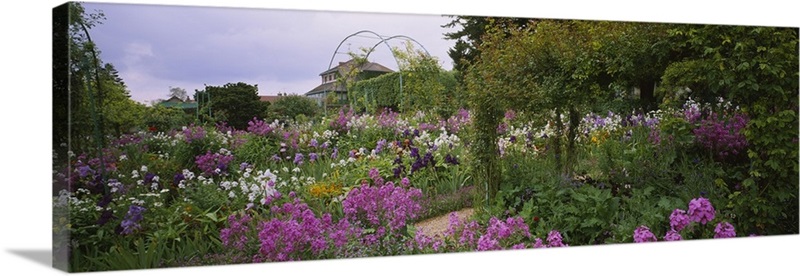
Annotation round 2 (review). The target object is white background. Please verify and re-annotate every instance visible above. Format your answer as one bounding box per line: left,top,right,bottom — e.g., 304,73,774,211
1,0,798,275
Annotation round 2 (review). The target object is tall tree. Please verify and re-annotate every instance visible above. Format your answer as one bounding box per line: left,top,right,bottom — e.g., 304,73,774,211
442,16,533,81
194,82,268,129
168,86,188,100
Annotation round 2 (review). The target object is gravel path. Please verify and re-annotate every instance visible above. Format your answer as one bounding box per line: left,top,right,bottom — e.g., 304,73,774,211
413,208,474,238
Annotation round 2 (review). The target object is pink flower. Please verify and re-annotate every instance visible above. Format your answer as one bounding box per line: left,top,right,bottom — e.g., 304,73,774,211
633,225,657,243
687,197,716,225
669,209,690,231
714,222,736,238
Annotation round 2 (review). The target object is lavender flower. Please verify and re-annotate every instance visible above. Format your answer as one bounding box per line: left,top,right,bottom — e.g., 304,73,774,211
293,153,304,166
309,152,318,162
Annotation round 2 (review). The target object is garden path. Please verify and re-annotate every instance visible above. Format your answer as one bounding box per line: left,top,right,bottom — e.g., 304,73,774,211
413,208,474,237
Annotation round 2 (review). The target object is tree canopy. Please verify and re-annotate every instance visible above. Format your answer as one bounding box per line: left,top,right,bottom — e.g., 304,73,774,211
194,82,268,129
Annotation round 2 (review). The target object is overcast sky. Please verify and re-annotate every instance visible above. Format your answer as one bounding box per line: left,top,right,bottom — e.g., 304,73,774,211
84,2,458,104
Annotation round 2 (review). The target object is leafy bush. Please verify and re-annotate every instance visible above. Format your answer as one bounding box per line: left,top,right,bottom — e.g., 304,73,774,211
269,95,321,122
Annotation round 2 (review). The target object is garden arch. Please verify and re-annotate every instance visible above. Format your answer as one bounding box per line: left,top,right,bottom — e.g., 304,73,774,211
325,30,432,112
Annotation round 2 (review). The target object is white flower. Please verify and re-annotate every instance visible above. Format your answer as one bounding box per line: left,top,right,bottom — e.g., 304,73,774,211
140,165,148,172
154,202,163,207
152,176,160,182
119,155,128,161
150,183,158,190
282,167,290,173
160,189,170,193
229,191,236,198
292,167,301,173
131,170,140,179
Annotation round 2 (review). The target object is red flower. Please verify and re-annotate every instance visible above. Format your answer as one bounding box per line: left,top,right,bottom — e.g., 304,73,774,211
148,126,157,132
533,216,540,222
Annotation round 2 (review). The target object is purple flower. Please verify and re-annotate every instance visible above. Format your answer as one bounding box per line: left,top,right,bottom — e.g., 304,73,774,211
341,179,423,237
375,139,386,153
293,153,304,166
183,124,206,143
368,168,384,186
120,205,146,235
309,139,319,148
547,230,566,247
476,235,500,251
687,197,715,225
714,222,736,238
309,153,318,162
444,154,460,165
669,209,690,231
663,229,682,241
195,151,235,176
532,238,546,248
221,214,252,250
633,225,657,243
76,164,94,178
247,117,273,135
410,147,420,159
331,147,339,160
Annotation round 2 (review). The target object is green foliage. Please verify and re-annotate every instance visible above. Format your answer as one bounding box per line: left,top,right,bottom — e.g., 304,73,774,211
142,105,193,132
195,82,268,129
269,95,320,122
442,16,534,82
348,42,460,116
660,25,799,235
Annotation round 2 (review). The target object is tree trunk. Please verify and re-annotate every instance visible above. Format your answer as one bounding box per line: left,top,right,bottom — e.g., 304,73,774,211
639,80,656,111
553,108,564,174
566,106,580,177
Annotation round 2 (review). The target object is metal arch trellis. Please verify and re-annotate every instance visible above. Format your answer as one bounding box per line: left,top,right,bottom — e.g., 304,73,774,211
324,30,432,113
77,20,109,195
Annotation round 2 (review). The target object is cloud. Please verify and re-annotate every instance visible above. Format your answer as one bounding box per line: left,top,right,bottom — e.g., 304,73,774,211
85,3,456,104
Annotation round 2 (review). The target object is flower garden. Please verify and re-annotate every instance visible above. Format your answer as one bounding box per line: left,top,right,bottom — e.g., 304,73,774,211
52,5,798,272
53,96,793,271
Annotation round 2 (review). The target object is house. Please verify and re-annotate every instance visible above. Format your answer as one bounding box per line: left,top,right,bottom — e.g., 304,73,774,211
157,96,197,110
258,95,282,104
305,59,394,106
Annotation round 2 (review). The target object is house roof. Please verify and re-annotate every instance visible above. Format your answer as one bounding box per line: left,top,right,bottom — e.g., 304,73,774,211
259,95,281,103
306,82,347,96
157,96,197,109
319,59,394,76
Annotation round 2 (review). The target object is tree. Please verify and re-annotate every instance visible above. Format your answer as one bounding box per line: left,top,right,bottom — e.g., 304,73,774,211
269,95,320,122
168,86,189,100
194,82,268,129
442,16,533,82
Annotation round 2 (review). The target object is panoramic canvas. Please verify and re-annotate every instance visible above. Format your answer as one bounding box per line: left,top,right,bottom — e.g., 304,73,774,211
52,1,799,273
